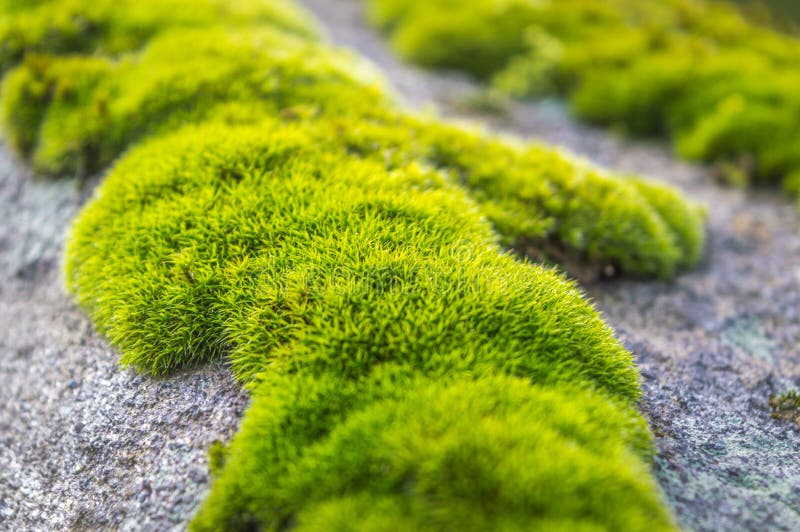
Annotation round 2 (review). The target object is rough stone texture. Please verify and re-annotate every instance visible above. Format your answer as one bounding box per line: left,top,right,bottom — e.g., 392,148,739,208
300,1,800,530
0,0,798,529
0,151,248,530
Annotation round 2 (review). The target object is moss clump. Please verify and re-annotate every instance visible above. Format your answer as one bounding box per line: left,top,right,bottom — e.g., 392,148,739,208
368,0,800,199
333,117,705,278
770,391,800,427
192,373,672,531
65,122,638,395
0,0,317,73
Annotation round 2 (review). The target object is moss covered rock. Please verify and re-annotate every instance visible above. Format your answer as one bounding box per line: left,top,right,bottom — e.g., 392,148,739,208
61,118,679,528
0,0,705,528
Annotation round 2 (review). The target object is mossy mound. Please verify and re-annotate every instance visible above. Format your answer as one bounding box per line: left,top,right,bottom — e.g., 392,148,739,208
329,117,705,277
368,0,800,198
192,373,672,531
66,122,639,397
0,0,317,73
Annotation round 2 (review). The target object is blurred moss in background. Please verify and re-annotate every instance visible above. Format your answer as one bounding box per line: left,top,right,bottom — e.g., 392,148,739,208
368,0,800,202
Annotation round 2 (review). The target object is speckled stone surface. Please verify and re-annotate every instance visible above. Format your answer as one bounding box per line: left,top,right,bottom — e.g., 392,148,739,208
0,0,798,529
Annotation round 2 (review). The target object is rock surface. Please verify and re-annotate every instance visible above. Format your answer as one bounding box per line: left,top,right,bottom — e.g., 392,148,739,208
0,0,798,529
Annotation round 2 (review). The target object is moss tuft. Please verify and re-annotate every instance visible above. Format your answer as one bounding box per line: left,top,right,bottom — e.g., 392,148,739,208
191,373,672,531
770,390,800,427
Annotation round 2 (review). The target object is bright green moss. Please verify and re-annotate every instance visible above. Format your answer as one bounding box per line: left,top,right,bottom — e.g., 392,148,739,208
0,0,318,73
371,1,538,79
328,116,705,277
368,0,800,195
62,122,680,529
191,373,673,531
629,179,707,268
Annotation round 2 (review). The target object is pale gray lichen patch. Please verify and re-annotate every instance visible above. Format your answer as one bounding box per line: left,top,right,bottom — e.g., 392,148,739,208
723,318,777,365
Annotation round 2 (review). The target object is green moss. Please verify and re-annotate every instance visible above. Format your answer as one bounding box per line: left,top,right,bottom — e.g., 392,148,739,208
0,0,318,73
192,373,673,531
455,88,510,116
207,441,229,478
368,0,800,196
370,1,538,79
770,390,800,427
65,122,637,394
334,117,705,277
629,178,707,268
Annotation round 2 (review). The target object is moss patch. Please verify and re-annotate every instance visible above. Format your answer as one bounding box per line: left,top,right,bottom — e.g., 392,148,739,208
65,122,638,392
192,373,672,531
63,118,677,529
0,26,389,175
368,0,800,202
